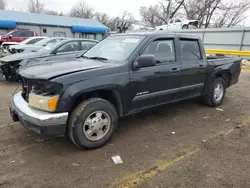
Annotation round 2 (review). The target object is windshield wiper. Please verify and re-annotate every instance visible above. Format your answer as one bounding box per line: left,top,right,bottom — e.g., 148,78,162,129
81,55,90,59
89,56,108,61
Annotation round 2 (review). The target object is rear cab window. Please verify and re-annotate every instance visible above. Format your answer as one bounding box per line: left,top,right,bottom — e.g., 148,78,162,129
180,39,202,61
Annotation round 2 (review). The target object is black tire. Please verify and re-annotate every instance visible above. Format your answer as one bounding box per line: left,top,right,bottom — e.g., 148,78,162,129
182,25,189,29
204,77,226,107
68,98,118,149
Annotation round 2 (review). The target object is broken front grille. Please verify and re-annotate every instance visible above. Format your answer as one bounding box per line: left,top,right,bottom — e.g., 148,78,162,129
21,77,63,101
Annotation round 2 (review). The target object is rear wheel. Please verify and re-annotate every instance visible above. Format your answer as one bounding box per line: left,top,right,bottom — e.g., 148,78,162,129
204,77,226,107
68,98,118,149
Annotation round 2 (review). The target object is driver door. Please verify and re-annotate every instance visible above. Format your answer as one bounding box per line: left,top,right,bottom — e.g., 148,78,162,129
129,36,181,112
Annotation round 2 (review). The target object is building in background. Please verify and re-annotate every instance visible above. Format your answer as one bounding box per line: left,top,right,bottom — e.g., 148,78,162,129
0,10,108,40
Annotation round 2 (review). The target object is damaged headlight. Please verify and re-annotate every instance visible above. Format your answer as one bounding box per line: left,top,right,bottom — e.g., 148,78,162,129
28,81,63,112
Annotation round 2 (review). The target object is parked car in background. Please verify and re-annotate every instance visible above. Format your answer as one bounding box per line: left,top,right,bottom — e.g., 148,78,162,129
10,37,66,54
0,39,98,81
0,30,38,44
156,18,199,30
10,32,241,149
0,42,19,57
1,37,47,56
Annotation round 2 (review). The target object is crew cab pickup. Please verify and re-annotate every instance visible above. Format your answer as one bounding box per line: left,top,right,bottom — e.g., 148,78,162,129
10,32,242,149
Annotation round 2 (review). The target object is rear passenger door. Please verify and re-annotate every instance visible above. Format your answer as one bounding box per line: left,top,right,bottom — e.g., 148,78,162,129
130,37,182,111
179,38,207,99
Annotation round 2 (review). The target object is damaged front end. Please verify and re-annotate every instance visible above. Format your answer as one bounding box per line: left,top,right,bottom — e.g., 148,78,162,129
0,60,21,81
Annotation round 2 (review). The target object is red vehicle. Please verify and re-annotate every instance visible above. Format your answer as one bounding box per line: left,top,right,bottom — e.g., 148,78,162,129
0,30,38,44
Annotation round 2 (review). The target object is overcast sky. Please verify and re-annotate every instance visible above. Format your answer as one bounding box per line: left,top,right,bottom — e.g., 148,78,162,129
6,0,250,25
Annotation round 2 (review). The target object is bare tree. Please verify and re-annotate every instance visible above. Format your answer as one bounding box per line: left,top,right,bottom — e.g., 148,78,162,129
28,0,45,13
183,0,250,28
157,0,184,22
119,11,135,22
213,0,250,27
94,12,110,26
139,0,185,27
106,17,120,31
44,9,60,16
70,1,95,18
139,5,165,27
0,0,6,10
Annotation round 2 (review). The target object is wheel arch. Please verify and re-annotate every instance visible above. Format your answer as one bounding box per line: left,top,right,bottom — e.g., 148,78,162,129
69,89,123,117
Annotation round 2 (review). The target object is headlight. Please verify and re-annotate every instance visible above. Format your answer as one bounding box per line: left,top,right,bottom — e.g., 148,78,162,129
26,80,63,112
31,81,63,96
28,94,59,112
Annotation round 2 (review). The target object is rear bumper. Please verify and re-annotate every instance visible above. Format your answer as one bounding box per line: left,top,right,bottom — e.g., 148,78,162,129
10,91,68,136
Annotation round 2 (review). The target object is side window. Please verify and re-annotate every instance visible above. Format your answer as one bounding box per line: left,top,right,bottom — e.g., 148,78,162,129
24,31,34,37
55,41,80,54
169,19,174,24
11,31,22,37
180,39,202,61
81,41,97,50
175,19,182,23
142,39,176,64
26,38,43,44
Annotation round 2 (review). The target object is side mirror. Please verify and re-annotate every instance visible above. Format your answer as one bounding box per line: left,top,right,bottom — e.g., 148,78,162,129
133,55,156,70
9,35,12,39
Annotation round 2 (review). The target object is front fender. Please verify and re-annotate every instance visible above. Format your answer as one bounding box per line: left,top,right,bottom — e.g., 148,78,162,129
56,73,129,113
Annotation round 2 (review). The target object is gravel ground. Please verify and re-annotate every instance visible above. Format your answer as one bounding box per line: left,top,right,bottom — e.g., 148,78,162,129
1,73,250,188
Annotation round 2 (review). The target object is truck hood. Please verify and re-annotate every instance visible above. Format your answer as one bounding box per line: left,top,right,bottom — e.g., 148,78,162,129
0,52,43,62
19,58,115,80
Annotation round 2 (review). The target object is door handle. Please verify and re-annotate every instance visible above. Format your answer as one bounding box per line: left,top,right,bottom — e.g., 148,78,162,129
170,68,180,73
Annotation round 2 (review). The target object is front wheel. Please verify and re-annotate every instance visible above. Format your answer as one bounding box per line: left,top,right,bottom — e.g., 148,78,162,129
204,77,226,107
182,25,189,29
68,98,118,149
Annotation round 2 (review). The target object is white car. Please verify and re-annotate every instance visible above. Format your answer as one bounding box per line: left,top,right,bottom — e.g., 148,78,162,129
156,18,199,30
0,42,19,57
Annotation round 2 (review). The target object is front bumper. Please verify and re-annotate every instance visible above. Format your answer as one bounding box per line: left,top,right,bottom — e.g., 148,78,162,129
10,91,68,136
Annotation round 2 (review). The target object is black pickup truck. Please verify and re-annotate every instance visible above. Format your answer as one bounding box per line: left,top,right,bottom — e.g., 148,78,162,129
10,32,241,149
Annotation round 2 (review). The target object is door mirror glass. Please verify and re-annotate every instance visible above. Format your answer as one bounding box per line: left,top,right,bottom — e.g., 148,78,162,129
134,55,156,70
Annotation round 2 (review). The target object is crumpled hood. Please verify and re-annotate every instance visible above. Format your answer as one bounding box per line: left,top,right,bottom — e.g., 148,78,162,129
0,51,43,62
19,58,115,80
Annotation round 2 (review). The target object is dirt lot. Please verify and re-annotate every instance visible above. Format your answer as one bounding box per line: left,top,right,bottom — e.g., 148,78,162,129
1,73,250,188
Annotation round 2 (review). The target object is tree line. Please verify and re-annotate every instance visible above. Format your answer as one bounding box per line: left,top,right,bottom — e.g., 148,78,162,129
0,0,249,29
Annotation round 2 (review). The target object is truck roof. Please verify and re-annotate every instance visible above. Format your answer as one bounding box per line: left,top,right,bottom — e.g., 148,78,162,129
112,31,201,40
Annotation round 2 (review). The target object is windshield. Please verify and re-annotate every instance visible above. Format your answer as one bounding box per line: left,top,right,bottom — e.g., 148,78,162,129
19,37,44,45
19,38,32,45
35,38,52,46
84,35,145,62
